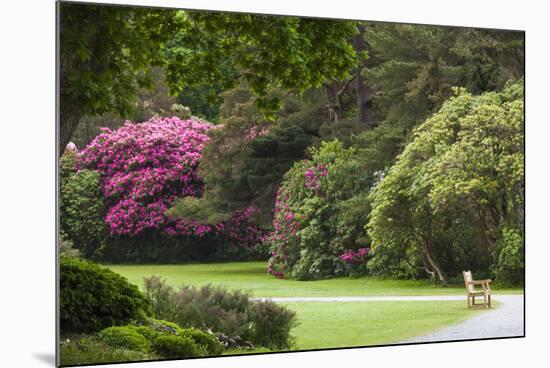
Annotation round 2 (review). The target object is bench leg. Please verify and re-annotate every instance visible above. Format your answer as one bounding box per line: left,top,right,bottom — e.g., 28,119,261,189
488,294,491,308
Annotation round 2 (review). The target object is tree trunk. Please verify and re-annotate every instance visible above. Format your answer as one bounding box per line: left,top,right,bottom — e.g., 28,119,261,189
59,46,83,156
352,23,375,127
421,241,448,286
325,82,342,123
355,73,374,126
59,102,81,156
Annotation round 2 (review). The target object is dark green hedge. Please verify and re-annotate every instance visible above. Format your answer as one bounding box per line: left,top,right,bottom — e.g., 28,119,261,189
60,256,151,333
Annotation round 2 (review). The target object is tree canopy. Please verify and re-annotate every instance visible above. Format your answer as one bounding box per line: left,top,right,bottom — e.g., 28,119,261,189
367,81,524,285
59,3,181,154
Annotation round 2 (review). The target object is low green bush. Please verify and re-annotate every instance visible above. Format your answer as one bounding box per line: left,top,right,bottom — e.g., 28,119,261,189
60,336,153,366
144,277,251,339
249,300,297,349
60,256,151,333
143,276,297,349
98,318,224,358
98,326,151,352
152,335,205,358
180,328,223,355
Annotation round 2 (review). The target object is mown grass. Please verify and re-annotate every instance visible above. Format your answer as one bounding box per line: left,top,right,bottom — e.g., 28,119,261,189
281,300,499,350
107,261,523,297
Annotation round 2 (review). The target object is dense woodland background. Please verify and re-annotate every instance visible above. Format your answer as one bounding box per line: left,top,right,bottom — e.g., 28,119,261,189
59,3,524,286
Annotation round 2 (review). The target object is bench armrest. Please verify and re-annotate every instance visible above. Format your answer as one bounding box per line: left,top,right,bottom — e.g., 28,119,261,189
467,279,492,291
469,279,492,285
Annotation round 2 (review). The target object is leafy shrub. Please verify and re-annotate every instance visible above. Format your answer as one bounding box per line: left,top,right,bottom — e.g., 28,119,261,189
248,300,297,349
60,149,106,259
493,226,524,286
266,140,373,280
151,281,251,339
60,336,153,366
143,276,179,318
60,256,150,333
152,335,204,358
141,318,223,356
98,326,151,352
142,317,182,336
95,318,223,358
143,276,297,349
180,328,223,356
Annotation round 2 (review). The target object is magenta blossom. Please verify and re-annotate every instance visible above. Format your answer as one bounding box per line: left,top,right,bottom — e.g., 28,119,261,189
340,248,370,264
78,116,262,248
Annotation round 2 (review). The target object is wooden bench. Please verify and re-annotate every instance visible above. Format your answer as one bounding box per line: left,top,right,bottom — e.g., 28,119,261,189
463,270,492,308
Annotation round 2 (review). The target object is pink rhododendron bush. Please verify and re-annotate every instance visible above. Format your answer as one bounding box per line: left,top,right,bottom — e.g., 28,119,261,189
265,140,373,280
77,116,263,262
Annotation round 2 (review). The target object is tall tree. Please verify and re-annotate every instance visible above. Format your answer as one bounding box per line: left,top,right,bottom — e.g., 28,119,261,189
163,12,359,119
58,2,180,155
367,82,524,285
365,24,524,128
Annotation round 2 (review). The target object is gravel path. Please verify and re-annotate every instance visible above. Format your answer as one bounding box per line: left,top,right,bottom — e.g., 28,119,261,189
253,294,524,342
401,295,524,342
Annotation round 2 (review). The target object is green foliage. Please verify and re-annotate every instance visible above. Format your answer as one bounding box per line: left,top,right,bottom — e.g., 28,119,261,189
95,318,223,358
59,3,182,152
170,86,328,225
60,256,151,333
142,318,222,356
70,67,182,149
180,328,224,356
267,140,373,280
367,82,524,284
98,326,151,353
143,276,178,321
60,165,106,259
152,335,204,359
60,3,179,116
148,280,252,339
164,12,359,117
366,24,524,131
493,226,524,286
143,276,297,348
249,300,297,349
60,336,153,366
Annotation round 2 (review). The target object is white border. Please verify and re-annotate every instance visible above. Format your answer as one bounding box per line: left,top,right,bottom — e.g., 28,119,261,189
1,1,548,367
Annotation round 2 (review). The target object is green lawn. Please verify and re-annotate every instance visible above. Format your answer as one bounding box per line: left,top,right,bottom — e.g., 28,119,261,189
283,301,497,349
107,261,523,297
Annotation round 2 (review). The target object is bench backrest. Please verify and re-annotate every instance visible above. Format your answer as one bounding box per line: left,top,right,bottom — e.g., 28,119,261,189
463,270,474,293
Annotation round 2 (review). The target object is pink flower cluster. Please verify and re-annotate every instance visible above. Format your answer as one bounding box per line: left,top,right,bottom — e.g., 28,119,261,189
340,248,370,264
304,164,328,191
265,187,298,278
78,116,262,247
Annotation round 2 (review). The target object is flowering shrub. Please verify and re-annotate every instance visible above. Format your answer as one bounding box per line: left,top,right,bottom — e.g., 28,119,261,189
340,248,369,264
266,140,373,280
340,248,370,278
78,116,262,253
304,164,328,191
